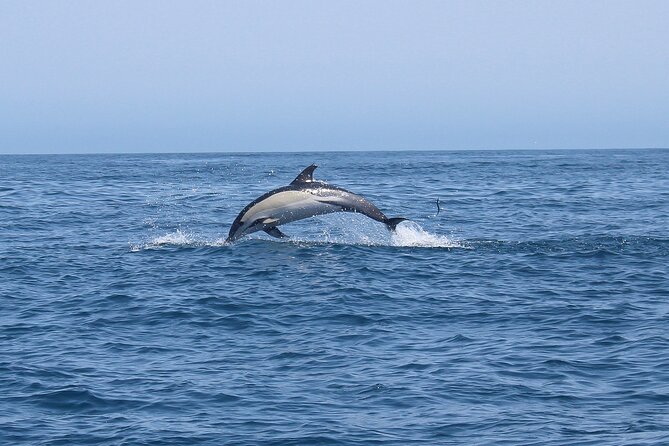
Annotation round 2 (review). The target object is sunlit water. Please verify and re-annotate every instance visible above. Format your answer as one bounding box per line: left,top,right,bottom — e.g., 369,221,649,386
1,150,668,445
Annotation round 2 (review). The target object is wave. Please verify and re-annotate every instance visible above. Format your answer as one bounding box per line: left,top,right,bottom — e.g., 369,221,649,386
26,386,145,414
467,235,668,256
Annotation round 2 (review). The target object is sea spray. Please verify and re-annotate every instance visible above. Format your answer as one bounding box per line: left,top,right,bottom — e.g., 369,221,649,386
390,221,463,248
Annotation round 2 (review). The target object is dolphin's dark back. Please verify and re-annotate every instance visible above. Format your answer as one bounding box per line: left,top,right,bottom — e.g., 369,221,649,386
301,182,407,230
302,182,387,221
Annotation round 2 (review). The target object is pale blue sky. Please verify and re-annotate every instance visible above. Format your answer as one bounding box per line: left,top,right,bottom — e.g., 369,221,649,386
1,0,668,153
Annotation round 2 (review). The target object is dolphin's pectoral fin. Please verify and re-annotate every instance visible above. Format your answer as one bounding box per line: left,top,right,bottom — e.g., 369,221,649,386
291,164,318,184
248,217,279,231
245,220,262,231
263,226,289,239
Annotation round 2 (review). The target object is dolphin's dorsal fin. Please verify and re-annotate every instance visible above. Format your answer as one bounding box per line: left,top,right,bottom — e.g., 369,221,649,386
291,164,318,184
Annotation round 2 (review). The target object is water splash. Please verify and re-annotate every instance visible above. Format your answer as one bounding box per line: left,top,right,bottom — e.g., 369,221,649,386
390,221,463,248
129,229,228,251
130,221,462,251
289,219,464,248
149,229,192,246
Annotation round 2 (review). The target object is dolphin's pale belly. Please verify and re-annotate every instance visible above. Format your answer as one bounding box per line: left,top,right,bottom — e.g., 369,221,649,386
244,189,346,227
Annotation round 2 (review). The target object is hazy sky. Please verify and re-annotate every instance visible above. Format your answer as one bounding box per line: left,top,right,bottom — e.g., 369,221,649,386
1,0,668,153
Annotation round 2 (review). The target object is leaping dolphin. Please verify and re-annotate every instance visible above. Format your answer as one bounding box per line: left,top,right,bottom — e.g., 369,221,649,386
226,164,407,242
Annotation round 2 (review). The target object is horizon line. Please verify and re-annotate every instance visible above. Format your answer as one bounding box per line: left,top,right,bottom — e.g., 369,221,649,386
1,147,667,156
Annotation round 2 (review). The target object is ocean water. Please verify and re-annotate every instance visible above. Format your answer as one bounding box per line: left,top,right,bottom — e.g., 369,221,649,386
1,149,668,445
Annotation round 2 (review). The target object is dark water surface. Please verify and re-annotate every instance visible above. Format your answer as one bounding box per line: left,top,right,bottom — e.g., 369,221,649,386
1,150,668,445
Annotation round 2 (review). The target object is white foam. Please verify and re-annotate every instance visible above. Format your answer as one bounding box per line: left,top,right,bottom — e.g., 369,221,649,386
287,219,463,248
130,229,231,251
130,221,463,251
390,221,463,248
150,229,192,246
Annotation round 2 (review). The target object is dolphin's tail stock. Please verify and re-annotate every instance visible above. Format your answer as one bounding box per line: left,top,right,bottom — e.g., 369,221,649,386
385,217,407,231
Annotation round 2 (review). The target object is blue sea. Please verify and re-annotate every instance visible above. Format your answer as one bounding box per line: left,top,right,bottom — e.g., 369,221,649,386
1,149,668,445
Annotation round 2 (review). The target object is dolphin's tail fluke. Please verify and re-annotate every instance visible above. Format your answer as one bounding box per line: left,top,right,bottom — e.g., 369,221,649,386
385,217,407,231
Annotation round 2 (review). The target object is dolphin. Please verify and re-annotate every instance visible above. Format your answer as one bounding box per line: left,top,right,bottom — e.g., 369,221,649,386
226,164,407,242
